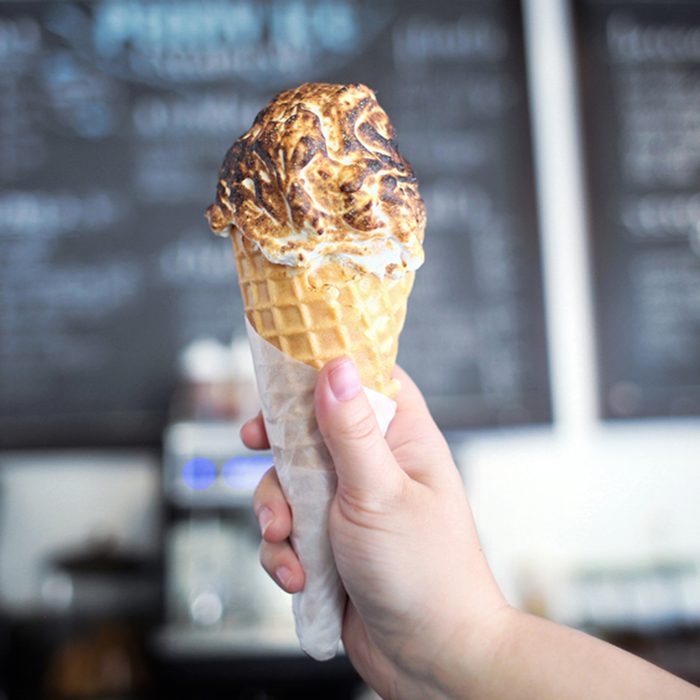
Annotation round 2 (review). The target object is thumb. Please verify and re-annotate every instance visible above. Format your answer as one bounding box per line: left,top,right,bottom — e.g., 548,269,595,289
315,358,405,512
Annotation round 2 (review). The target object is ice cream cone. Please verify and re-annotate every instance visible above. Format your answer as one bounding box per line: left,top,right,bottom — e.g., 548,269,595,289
206,83,425,659
232,231,413,398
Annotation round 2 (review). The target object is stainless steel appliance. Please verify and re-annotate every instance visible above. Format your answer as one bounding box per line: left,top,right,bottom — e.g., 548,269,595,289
159,421,298,657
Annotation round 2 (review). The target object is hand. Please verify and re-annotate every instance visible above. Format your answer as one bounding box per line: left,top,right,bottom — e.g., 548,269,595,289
243,358,508,698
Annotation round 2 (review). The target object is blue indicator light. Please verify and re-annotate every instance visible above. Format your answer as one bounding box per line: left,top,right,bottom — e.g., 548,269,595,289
222,455,272,491
181,457,217,490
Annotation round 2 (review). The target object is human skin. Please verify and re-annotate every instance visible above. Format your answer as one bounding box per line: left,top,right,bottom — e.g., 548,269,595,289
244,359,700,700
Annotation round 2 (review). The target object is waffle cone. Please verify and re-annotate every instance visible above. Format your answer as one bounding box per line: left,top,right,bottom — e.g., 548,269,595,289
232,232,413,397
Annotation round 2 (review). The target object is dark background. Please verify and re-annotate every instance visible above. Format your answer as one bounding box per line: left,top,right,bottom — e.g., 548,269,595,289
574,0,700,419
0,0,551,449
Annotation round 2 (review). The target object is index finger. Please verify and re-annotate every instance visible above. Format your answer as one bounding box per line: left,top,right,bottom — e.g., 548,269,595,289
387,365,453,482
389,365,443,447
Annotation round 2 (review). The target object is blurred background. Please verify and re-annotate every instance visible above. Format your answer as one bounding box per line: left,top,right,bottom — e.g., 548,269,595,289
1,0,699,697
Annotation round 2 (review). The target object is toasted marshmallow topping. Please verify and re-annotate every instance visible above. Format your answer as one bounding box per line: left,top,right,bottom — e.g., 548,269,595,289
206,82,425,278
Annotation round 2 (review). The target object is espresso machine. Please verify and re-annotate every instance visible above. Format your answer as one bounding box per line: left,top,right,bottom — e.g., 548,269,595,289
157,339,298,656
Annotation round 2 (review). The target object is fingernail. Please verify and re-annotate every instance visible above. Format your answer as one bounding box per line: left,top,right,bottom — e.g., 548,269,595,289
257,506,273,536
328,359,361,401
275,566,293,589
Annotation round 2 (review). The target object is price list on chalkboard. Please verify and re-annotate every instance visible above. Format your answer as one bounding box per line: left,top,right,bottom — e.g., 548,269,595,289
575,0,700,419
0,0,550,448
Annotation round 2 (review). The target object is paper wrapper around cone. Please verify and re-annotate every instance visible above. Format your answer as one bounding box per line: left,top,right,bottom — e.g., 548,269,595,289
233,232,408,660
245,318,396,660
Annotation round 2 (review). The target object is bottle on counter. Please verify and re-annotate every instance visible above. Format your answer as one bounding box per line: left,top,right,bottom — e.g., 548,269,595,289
169,336,258,423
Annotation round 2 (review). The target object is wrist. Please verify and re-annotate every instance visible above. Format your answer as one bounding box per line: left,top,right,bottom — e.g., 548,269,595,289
381,554,515,699
383,602,516,700
423,602,518,699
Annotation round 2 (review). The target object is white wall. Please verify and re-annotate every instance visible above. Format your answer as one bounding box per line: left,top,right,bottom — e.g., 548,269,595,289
0,450,159,612
461,422,700,609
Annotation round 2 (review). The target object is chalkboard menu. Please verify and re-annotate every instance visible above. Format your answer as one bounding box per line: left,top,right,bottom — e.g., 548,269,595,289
574,0,700,419
0,0,550,448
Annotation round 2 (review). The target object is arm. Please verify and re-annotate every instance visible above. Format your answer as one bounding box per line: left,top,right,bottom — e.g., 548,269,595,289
246,359,700,700
442,607,699,700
